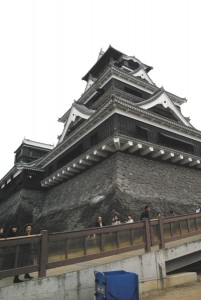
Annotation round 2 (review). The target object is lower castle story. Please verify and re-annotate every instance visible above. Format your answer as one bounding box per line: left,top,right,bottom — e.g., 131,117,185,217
0,152,200,232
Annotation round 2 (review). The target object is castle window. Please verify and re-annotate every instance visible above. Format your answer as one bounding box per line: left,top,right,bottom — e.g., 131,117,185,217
158,133,194,154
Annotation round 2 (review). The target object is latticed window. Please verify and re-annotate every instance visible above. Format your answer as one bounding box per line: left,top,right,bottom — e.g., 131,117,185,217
158,133,194,154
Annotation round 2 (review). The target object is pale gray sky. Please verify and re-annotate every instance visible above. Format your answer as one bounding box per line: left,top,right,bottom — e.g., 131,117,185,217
0,0,200,178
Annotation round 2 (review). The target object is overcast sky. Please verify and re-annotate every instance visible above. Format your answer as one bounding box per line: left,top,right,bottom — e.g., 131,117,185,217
0,0,200,178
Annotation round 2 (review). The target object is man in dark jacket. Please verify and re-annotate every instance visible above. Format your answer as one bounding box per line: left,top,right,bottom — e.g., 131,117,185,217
19,224,34,280
140,206,151,221
7,225,23,283
95,216,105,227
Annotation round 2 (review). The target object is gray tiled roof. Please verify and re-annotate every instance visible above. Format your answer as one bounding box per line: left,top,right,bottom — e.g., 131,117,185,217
134,88,165,107
72,103,95,115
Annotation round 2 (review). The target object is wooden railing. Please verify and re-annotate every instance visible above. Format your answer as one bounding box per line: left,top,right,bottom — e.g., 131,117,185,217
1,213,201,280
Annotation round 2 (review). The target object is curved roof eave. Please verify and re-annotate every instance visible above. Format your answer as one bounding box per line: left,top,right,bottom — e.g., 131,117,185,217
35,96,201,169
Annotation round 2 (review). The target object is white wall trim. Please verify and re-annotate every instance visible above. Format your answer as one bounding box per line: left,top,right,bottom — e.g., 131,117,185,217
58,106,93,144
138,92,191,127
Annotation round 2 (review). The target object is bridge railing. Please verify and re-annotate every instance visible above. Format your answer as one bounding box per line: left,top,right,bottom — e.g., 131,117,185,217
47,221,146,272
1,213,201,279
0,234,42,279
149,213,201,249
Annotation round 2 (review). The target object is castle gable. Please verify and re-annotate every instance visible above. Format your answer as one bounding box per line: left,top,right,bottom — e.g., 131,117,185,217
135,89,192,127
58,103,95,144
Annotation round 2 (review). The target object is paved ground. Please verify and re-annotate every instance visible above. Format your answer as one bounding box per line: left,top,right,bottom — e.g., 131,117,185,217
141,280,201,300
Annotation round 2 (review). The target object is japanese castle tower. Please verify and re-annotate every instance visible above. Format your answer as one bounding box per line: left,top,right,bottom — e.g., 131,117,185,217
1,46,201,231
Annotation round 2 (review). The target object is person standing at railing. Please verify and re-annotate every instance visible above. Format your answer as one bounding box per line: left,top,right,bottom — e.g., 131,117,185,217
93,216,105,241
112,215,121,225
140,206,151,221
195,206,201,213
0,226,6,239
157,212,161,219
7,225,23,283
18,224,34,281
125,215,134,223
95,216,105,227
0,226,6,279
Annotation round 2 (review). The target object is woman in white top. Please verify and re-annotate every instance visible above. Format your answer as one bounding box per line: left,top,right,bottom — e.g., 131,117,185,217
112,215,121,225
125,215,134,223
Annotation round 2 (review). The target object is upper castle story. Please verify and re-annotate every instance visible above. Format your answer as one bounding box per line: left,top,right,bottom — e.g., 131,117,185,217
1,46,201,196
57,46,190,145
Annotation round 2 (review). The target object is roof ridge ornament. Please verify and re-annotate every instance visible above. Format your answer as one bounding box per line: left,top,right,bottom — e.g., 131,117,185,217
97,48,104,61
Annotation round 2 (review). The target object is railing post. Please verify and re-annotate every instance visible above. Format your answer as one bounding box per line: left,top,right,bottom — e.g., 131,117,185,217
38,230,48,278
195,216,198,231
158,217,165,249
65,239,68,259
116,231,120,248
84,236,87,255
144,219,151,252
187,219,191,233
130,229,133,245
100,233,104,252
14,245,20,268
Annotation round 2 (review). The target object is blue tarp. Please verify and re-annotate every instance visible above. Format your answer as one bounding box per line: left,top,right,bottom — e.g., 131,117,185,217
95,270,139,300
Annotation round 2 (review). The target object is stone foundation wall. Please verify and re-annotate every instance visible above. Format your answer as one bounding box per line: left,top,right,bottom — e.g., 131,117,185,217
0,189,44,232
115,152,201,218
1,152,201,232
35,154,117,231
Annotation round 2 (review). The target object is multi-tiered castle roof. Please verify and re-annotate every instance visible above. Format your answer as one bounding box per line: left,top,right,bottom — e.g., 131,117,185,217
1,46,200,198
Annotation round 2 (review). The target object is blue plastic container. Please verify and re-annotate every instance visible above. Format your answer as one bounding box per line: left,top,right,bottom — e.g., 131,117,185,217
94,270,139,300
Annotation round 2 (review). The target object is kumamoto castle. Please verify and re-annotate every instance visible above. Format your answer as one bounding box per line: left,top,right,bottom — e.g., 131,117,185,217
1,46,201,232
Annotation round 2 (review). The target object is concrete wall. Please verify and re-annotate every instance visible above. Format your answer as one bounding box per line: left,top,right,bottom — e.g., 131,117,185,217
0,251,161,300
